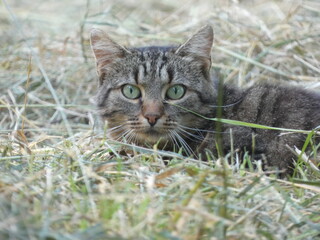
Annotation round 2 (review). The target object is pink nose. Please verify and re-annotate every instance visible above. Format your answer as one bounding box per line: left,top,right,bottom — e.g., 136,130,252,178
144,114,160,126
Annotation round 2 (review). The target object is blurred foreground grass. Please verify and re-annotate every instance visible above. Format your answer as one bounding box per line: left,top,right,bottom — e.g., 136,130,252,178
1,0,320,239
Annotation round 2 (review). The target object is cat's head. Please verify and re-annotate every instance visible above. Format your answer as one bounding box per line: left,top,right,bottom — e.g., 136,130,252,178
90,25,216,152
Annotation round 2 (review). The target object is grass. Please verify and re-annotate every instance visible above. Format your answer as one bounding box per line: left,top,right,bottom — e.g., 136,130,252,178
1,0,320,239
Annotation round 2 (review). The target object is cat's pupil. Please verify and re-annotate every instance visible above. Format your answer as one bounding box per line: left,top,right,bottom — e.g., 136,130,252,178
166,85,185,100
122,84,141,99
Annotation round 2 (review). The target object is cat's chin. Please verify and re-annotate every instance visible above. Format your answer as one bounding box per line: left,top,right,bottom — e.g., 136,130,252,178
134,129,171,146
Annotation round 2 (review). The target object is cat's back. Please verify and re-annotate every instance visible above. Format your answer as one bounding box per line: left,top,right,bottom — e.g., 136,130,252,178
230,83,320,130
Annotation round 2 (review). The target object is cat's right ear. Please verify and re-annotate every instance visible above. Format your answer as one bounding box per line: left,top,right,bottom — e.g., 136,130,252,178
175,25,213,71
90,29,131,82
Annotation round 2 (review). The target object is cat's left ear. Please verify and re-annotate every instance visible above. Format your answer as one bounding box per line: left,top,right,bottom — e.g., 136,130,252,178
175,25,213,68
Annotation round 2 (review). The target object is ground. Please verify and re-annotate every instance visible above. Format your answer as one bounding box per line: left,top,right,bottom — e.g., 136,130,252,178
0,0,320,239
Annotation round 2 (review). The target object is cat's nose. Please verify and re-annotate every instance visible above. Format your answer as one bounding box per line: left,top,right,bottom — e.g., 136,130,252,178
144,114,160,127
142,100,164,127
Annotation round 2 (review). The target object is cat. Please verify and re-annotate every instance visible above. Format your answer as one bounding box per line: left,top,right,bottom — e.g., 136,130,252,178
90,25,320,175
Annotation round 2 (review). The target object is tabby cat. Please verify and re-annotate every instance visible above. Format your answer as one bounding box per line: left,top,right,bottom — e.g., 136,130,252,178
90,25,320,174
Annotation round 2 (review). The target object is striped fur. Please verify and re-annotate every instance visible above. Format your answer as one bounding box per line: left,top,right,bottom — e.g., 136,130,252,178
91,26,320,175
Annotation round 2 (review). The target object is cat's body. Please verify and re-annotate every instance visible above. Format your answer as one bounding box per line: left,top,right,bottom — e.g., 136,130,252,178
90,26,320,174
201,83,320,172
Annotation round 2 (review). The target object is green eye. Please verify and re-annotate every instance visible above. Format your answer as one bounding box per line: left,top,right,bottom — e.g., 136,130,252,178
166,85,186,100
122,84,141,99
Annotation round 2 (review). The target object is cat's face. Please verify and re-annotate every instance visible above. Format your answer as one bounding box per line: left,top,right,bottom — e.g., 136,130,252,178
91,26,216,152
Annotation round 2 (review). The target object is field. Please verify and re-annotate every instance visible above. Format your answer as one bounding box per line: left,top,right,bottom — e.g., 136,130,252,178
1,0,320,239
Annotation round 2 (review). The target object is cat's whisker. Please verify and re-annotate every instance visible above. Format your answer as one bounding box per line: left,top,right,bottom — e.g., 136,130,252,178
178,125,218,134
126,130,136,143
126,130,137,145
107,124,126,131
208,98,243,108
178,135,195,156
179,125,234,135
106,126,127,135
171,130,195,156
107,128,129,141
115,128,132,142
168,130,182,152
177,130,202,143
131,133,138,145
180,139,194,156
105,123,127,133
177,127,204,142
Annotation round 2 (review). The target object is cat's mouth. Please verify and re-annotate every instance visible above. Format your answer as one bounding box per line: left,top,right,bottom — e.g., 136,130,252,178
123,115,175,143
107,116,178,146
135,127,170,142
144,128,162,135
128,124,173,146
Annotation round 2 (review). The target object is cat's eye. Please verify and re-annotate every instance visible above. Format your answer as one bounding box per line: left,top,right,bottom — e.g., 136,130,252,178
122,84,141,99
166,85,186,100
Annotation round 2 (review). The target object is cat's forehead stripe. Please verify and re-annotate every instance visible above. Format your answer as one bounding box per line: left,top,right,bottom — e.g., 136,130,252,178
136,65,144,84
135,48,170,83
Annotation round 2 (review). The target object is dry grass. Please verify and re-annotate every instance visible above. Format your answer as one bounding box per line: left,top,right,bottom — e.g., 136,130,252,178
1,0,320,239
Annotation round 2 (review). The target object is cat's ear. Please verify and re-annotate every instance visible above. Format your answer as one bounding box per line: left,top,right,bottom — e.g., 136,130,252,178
90,29,131,77
175,25,213,67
